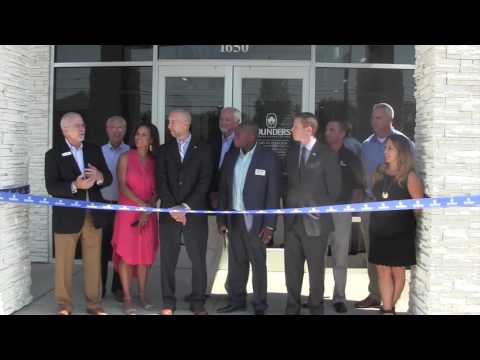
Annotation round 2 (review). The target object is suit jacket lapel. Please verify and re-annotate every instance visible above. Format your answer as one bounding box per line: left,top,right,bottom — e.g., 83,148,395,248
244,145,259,192
290,143,301,182
169,140,182,167
306,140,321,167
82,142,89,170
227,149,240,201
61,140,82,177
182,138,198,166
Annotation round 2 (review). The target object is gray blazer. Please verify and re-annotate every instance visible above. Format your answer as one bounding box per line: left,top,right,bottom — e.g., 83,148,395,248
284,140,342,237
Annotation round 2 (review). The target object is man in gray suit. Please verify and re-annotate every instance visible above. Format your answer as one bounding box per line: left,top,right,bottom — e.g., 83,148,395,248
284,112,342,315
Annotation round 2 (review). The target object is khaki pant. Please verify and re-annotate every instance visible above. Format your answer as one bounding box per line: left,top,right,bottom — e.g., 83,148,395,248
360,211,380,300
328,212,353,303
54,212,102,311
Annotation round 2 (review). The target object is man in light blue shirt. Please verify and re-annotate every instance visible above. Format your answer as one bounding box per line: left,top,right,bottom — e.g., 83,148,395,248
356,103,415,309
100,116,129,301
216,122,281,315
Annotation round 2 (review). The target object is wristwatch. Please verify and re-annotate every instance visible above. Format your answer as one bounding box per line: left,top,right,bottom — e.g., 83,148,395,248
71,181,78,194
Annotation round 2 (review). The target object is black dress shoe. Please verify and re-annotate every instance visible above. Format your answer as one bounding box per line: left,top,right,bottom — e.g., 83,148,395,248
285,311,301,315
333,302,348,314
216,304,247,313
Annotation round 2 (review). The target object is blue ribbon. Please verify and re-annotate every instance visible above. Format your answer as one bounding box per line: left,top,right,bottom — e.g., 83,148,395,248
0,190,478,214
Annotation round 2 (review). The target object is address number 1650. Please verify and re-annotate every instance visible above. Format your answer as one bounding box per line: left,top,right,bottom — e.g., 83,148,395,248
220,45,250,53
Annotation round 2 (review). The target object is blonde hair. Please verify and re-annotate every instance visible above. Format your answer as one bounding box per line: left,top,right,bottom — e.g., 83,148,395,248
373,134,415,188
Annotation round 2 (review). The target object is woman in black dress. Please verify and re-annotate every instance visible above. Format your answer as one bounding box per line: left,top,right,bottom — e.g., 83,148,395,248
369,134,424,314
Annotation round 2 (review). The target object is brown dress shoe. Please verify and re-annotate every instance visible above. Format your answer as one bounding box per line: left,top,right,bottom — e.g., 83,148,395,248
355,295,381,309
192,308,208,315
86,307,108,315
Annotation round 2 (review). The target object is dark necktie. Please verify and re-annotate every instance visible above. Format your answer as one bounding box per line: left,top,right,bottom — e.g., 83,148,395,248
299,146,307,179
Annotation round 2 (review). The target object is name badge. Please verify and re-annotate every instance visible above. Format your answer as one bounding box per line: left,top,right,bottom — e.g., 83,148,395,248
61,151,72,157
255,169,266,176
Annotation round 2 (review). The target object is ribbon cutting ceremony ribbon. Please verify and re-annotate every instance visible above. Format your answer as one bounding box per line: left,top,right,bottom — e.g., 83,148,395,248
0,189,479,215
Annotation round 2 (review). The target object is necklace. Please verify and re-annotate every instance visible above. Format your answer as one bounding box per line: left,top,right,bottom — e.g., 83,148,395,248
381,175,395,199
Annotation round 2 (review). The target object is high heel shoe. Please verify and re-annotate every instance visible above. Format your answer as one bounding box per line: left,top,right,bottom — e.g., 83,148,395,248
380,306,396,315
139,294,153,311
123,297,136,315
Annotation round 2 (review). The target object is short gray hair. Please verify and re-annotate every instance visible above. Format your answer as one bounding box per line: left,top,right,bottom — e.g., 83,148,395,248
106,115,127,127
372,103,394,120
60,112,83,130
221,107,242,124
169,109,192,125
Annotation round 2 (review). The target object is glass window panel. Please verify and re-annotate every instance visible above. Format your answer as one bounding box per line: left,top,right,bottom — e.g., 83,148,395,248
242,78,302,161
52,66,152,259
164,77,224,144
55,45,153,62
315,68,415,142
159,45,310,60
316,45,415,64
54,67,152,148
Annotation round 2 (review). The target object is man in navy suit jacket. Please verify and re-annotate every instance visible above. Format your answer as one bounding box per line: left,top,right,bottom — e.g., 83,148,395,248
216,121,281,315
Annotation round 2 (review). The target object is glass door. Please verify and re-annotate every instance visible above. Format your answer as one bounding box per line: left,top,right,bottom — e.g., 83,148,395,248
233,66,309,163
157,65,232,144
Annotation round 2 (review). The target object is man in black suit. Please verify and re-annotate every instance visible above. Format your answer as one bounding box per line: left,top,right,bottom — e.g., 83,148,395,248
156,109,213,315
208,107,241,210
284,112,342,315
216,122,281,315
45,112,112,315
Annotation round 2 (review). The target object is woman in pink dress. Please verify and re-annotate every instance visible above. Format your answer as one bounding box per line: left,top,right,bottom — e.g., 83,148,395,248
112,123,160,315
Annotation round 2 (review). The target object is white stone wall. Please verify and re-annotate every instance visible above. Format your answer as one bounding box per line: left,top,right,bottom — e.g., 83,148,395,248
410,45,480,314
0,45,34,314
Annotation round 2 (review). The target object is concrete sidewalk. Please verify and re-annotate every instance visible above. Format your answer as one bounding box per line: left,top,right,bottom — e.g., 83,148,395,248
15,257,410,315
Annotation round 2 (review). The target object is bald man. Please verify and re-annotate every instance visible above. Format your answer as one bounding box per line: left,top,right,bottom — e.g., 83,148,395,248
156,109,213,315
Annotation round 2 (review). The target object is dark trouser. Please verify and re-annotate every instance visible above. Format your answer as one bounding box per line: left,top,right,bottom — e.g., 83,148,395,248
284,216,329,315
100,208,122,297
160,216,208,311
227,215,268,312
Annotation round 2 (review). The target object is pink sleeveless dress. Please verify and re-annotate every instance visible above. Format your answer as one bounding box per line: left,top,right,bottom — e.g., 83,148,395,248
112,150,159,272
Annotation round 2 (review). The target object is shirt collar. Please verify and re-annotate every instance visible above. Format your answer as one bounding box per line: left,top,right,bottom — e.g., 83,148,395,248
65,138,83,151
302,137,317,152
108,142,127,151
223,132,235,143
374,127,395,142
177,133,192,146
240,143,257,157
